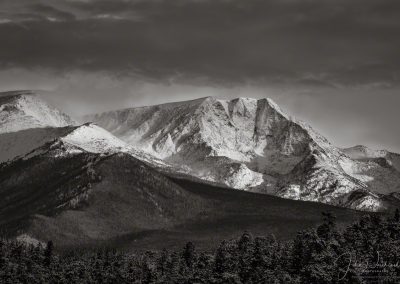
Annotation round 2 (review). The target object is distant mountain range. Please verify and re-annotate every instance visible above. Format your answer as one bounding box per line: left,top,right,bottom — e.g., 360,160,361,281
0,90,398,249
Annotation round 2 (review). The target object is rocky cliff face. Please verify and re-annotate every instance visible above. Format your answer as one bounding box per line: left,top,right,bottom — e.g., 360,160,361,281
87,97,329,163
86,96,400,211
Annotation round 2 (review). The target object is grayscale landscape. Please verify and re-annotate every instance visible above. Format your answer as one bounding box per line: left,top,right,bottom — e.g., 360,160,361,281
0,0,399,283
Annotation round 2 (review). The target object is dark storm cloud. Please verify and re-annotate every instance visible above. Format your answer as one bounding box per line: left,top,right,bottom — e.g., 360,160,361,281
28,3,77,21
0,1,76,23
0,0,399,86
0,0,399,152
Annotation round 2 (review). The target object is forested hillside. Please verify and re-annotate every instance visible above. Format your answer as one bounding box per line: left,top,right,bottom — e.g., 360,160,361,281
2,211,400,283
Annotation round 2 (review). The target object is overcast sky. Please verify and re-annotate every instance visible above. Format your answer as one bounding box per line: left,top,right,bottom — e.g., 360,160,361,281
0,0,399,152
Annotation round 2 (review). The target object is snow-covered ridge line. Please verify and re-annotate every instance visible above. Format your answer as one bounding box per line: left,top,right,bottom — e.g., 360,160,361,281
0,91,76,134
84,95,400,212
82,96,211,120
2,92,399,212
0,123,129,163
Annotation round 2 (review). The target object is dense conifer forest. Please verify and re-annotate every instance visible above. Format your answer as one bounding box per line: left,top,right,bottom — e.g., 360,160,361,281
1,211,400,283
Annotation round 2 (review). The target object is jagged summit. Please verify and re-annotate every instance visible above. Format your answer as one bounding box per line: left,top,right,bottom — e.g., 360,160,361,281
0,90,75,134
87,96,288,119
86,96,215,119
85,96,398,211
85,96,332,163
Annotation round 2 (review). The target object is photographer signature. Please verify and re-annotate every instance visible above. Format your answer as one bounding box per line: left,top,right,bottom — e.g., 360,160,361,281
334,251,400,280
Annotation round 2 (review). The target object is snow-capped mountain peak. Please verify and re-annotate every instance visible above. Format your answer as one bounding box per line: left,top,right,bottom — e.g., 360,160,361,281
2,92,398,213
85,96,324,161
0,121,130,164
61,123,128,154
0,90,75,134
83,96,398,211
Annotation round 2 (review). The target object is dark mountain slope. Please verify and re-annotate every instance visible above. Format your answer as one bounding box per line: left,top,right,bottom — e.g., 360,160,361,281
0,150,209,247
0,140,365,252
0,126,77,163
111,177,366,251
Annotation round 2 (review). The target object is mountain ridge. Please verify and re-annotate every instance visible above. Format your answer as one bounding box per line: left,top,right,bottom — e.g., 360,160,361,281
2,91,399,214
0,90,398,250
0,90,76,134
85,96,400,212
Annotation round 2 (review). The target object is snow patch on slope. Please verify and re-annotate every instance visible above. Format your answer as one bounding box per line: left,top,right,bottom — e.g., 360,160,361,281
339,157,375,183
225,164,264,189
350,195,385,212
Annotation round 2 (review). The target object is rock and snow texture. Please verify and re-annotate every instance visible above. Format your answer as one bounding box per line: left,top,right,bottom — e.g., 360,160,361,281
0,117,168,177
85,96,399,211
0,90,134,163
60,123,128,154
0,91,168,175
0,90,75,134
342,145,400,172
86,96,327,167
11,123,132,162
1,91,398,212
340,145,400,195
0,123,127,165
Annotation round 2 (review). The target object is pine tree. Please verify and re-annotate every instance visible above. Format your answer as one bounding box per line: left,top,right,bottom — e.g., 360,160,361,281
156,248,169,277
395,208,400,222
237,231,254,283
182,242,196,270
214,240,236,275
193,252,212,283
44,241,53,267
317,211,337,241
165,251,181,283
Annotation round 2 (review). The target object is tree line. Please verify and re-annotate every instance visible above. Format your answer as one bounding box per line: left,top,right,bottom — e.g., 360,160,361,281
1,210,400,283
